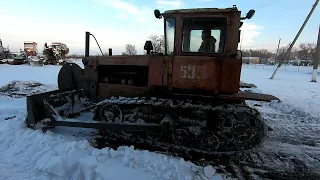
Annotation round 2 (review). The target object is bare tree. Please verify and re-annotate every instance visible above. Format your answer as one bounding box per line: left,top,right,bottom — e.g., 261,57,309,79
307,43,317,61
241,44,317,62
274,43,297,62
297,43,315,60
241,49,273,58
124,44,137,55
291,46,299,60
149,35,165,54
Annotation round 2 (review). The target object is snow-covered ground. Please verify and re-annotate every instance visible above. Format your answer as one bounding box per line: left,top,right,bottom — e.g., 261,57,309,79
239,64,320,179
0,62,320,180
0,62,227,180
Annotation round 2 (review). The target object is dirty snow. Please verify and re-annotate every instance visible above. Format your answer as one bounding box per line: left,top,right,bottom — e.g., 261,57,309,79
1,62,320,180
238,64,320,179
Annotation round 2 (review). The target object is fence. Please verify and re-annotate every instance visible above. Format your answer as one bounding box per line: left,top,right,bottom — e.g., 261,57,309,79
242,63,316,74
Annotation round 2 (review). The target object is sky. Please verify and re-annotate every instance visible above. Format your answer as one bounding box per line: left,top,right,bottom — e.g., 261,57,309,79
0,0,319,55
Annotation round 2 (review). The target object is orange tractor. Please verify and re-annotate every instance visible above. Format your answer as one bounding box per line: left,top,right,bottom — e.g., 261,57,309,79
25,5,278,155
24,41,38,56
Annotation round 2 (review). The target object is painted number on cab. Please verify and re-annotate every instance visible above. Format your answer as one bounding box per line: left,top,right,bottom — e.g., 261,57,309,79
180,65,195,79
180,65,206,80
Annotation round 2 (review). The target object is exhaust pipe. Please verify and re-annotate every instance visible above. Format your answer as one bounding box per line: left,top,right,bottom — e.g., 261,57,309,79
85,31,104,56
85,31,90,57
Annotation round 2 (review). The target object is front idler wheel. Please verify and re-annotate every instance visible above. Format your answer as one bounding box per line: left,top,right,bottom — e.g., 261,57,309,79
99,104,123,122
201,131,220,150
172,128,189,145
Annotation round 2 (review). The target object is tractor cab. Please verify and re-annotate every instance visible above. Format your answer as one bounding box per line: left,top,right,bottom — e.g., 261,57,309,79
81,5,258,99
149,5,255,58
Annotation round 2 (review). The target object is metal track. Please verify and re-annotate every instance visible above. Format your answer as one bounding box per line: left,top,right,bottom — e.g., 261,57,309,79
89,96,268,155
31,92,268,158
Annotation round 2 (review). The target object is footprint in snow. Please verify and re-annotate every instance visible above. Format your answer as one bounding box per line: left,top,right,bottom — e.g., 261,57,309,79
4,115,16,120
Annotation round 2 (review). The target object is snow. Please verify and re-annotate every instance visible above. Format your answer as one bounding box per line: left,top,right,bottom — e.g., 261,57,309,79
1,61,320,179
0,61,229,180
0,64,60,86
241,64,320,118
204,165,216,178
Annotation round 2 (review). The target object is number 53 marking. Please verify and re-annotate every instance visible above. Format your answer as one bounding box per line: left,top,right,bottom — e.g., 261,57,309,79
180,65,195,79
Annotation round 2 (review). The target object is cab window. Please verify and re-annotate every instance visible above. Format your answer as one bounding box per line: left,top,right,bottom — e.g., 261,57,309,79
165,17,176,55
182,17,227,54
24,44,34,48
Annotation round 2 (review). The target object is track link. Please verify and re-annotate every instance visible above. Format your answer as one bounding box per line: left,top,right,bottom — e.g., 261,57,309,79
90,96,268,155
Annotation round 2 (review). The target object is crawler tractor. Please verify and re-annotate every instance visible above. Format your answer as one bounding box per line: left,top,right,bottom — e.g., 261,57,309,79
26,6,279,155
24,41,38,57
0,39,11,61
43,42,69,65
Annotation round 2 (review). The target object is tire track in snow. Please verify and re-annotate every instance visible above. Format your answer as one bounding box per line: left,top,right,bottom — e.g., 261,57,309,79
222,101,320,180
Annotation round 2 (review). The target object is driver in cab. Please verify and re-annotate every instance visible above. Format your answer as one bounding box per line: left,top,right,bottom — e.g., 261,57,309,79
198,29,216,53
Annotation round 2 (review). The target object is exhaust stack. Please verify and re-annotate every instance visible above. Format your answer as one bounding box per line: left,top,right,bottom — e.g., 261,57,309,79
85,31,90,57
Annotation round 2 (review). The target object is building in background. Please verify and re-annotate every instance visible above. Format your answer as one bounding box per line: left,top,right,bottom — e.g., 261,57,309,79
242,57,260,64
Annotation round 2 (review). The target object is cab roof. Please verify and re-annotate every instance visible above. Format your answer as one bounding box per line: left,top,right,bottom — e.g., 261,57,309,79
24,41,36,44
163,6,239,14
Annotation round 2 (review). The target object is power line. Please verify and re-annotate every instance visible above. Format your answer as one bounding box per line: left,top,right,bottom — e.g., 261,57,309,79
241,0,280,16
256,0,280,10
255,0,277,9
255,0,280,10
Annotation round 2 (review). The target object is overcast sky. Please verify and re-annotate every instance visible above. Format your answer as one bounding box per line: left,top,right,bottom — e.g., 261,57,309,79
1,0,319,55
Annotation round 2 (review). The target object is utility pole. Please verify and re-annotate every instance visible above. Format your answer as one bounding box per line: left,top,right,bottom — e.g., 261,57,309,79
240,31,244,51
270,0,319,79
275,37,281,61
311,25,320,82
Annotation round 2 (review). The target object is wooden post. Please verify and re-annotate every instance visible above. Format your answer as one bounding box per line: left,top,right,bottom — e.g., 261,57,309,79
311,25,320,82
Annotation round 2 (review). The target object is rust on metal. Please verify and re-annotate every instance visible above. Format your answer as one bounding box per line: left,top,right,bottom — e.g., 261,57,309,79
239,82,257,88
163,7,238,14
219,58,242,93
219,91,280,102
171,56,220,92
98,83,149,98
95,55,150,66
148,56,164,87
169,91,279,102
164,56,173,91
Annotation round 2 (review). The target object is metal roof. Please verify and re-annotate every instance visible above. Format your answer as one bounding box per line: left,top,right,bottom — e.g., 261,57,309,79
163,7,239,14
24,41,36,44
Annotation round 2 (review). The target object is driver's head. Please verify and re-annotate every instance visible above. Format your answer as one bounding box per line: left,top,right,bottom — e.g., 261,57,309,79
201,29,211,40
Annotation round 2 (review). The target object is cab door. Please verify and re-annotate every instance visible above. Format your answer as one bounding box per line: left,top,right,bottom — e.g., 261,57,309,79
171,56,220,93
